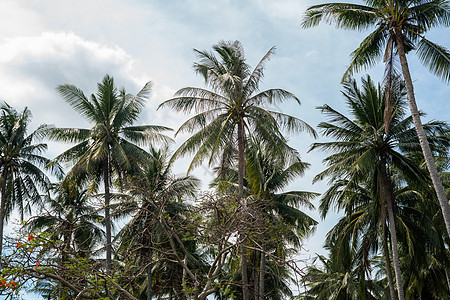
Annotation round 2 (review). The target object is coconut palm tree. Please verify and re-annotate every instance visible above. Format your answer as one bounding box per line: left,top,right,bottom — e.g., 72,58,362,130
159,40,316,299
310,75,449,299
0,102,60,256
26,181,104,258
302,239,385,300
116,146,199,300
212,141,317,299
25,181,104,298
302,0,450,240
319,173,450,299
49,75,172,274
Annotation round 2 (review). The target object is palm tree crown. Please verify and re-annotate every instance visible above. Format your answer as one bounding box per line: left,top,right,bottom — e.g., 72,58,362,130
49,74,172,273
159,40,315,174
302,0,450,82
0,102,59,256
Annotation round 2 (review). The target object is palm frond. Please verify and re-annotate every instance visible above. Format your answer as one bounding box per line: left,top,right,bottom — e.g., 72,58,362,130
416,37,450,83
302,3,377,29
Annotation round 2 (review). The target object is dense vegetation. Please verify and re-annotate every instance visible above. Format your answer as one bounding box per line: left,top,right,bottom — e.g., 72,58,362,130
0,2,449,298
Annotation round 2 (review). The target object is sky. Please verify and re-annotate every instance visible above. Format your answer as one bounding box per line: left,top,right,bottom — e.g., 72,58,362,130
0,0,448,298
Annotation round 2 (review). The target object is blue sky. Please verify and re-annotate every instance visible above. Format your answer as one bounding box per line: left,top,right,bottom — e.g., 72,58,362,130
0,0,448,298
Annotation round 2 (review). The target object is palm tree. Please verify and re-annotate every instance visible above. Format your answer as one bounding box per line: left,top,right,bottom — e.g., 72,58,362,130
302,239,384,300
117,146,199,300
212,141,317,299
25,181,104,298
26,181,104,258
0,102,60,256
159,40,316,299
49,75,172,274
310,75,449,299
302,0,450,240
319,174,450,299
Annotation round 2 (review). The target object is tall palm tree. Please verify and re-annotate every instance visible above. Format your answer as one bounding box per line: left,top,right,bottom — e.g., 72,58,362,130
0,102,59,256
117,146,199,300
302,0,450,239
49,75,172,274
159,40,315,299
310,75,449,299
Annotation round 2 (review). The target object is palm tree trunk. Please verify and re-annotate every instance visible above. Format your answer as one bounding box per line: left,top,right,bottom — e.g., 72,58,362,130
385,195,404,300
147,263,152,300
237,118,245,200
445,268,450,293
145,209,153,300
394,30,450,239
104,158,112,275
379,154,404,300
0,171,6,257
238,117,249,300
0,202,4,258
378,165,396,300
259,248,265,300
254,261,259,299
0,168,9,257
382,224,396,300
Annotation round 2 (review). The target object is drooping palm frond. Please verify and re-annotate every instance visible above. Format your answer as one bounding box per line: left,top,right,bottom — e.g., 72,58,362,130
301,3,377,29
416,37,450,83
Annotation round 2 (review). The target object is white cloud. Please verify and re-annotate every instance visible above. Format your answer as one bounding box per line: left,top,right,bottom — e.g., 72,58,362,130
0,0,44,39
0,31,183,165
0,31,161,122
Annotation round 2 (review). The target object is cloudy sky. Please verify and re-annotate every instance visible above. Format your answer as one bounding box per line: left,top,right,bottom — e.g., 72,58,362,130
0,0,448,297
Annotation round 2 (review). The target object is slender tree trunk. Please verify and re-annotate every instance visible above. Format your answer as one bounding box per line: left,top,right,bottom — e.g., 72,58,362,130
147,263,152,300
237,118,245,201
394,30,450,239
254,260,259,299
0,205,4,258
238,117,249,300
382,224,396,300
145,209,153,300
386,194,404,300
444,269,450,298
379,154,404,300
104,158,112,275
378,167,396,300
0,168,8,257
258,248,265,300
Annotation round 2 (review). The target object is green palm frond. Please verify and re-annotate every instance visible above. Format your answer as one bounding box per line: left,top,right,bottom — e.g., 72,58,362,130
113,81,152,128
409,0,450,30
47,127,91,143
343,26,387,80
171,114,232,169
247,88,300,107
175,108,225,135
57,84,99,123
416,37,450,83
244,46,275,95
302,3,377,29
121,125,173,146
260,109,317,137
